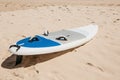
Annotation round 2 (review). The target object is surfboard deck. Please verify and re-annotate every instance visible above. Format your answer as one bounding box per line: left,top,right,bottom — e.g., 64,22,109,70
9,24,98,55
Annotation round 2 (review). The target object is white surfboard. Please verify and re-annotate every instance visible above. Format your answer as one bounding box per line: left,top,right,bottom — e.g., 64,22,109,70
9,24,98,55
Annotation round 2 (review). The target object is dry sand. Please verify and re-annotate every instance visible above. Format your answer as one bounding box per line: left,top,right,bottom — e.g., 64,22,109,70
0,0,120,80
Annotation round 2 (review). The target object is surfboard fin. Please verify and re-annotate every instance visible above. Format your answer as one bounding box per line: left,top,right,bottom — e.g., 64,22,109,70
15,55,23,65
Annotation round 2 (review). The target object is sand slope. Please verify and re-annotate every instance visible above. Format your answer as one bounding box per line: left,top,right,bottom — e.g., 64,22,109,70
0,0,120,11
0,0,120,80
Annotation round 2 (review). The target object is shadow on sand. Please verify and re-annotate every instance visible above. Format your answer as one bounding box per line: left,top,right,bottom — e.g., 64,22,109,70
1,48,75,69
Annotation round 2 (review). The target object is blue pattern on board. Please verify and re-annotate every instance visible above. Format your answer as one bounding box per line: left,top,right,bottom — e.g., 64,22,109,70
16,35,60,48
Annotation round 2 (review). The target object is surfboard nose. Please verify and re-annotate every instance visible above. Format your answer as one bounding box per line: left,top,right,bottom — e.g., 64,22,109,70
68,24,98,39
82,24,98,39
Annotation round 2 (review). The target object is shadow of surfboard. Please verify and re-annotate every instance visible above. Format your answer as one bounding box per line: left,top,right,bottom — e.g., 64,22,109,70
1,48,77,69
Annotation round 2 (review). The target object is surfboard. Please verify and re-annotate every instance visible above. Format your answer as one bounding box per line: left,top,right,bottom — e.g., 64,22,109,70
9,24,98,55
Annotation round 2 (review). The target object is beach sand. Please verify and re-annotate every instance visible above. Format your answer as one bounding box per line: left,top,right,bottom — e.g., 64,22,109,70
0,0,120,80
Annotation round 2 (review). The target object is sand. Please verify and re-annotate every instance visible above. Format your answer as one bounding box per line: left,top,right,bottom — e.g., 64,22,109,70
0,0,120,80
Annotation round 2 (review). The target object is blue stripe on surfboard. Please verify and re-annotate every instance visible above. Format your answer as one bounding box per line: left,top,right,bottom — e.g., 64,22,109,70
16,35,60,48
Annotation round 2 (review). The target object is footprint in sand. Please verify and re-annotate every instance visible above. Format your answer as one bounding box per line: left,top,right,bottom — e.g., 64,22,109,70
108,4,114,6
63,5,67,7
113,13,118,15
5,3,9,7
35,70,39,74
21,35,26,38
58,6,62,9
113,21,116,23
50,9,54,12
87,62,94,66
26,5,31,7
10,22,14,24
116,4,120,6
86,62,104,72
116,19,120,21
74,49,77,52
32,66,39,74
104,35,109,38
11,14,15,16
77,8,81,11
96,66,104,72
12,72,24,79
91,21,95,23
58,19,61,21
113,18,120,23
